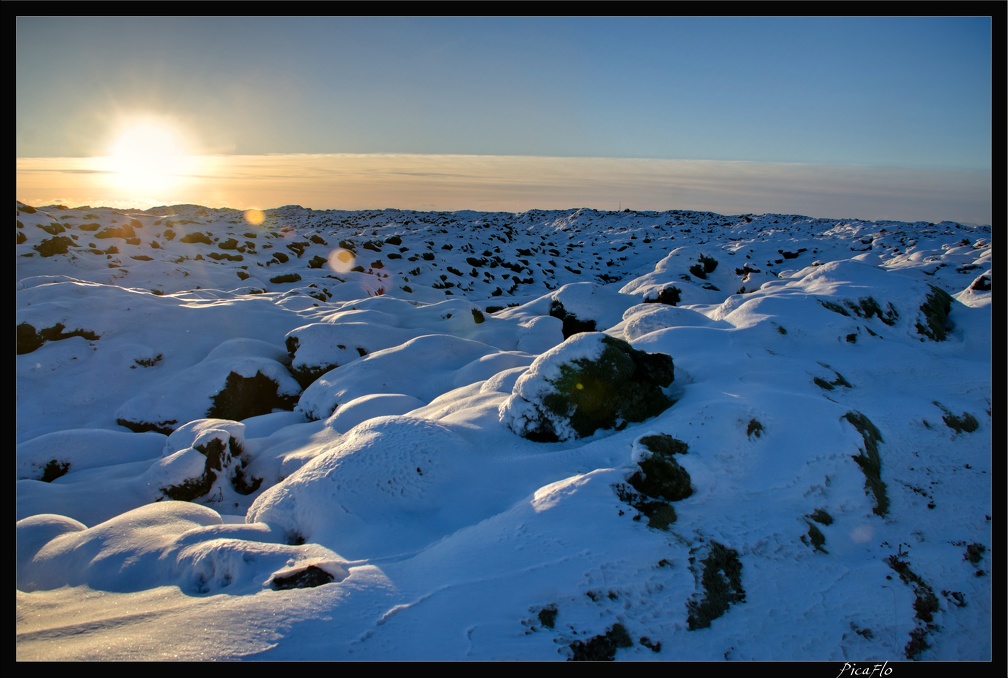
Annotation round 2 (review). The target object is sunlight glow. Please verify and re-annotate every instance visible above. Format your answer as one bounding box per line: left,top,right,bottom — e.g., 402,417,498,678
104,116,200,199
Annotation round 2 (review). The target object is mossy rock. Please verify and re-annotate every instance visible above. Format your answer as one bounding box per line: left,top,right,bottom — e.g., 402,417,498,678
686,542,746,630
16,322,45,355
40,459,71,482
207,251,243,262
844,411,888,517
803,522,828,553
808,508,833,525
116,417,178,435
933,401,979,433
970,275,990,291
16,321,100,355
548,299,596,339
644,286,681,306
537,604,558,629
518,335,674,442
207,370,300,421
916,285,954,341
636,500,677,530
179,232,213,245
94,223,136,239
270,565,335,590
638,433,688,456
288,363,337,390
161,434,261,501
614,434,690,530
33,235,75,257
628,444,692,502
568,623,633,661
38,222,66,235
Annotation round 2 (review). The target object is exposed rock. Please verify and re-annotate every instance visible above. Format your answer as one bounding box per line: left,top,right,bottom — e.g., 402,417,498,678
501,333,675,442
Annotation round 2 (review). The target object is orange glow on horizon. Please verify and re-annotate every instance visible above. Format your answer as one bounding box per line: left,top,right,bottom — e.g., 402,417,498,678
14,153,994,226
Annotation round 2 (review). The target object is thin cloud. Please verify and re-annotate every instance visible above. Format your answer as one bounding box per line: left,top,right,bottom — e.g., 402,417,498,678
16,154,991,225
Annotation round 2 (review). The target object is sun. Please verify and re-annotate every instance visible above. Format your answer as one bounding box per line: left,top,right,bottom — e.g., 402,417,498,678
104,116,199,199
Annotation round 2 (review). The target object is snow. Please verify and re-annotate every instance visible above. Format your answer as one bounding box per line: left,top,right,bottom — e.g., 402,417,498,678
16,202,992,663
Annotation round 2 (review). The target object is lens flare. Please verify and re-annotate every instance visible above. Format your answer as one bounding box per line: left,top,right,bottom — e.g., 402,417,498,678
328,249,355,273
245,209,266,226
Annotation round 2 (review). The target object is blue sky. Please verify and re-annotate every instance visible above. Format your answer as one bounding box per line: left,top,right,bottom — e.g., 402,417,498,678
14,15,994,223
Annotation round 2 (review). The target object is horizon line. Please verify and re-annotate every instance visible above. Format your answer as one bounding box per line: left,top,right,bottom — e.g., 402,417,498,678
16,154,992,226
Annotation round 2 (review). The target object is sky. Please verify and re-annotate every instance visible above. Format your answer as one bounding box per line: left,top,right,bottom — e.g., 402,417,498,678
15,202,993,662
14,15,994,224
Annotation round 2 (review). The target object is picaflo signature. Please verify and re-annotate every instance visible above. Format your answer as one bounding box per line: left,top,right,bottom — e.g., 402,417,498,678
837,662,892,678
